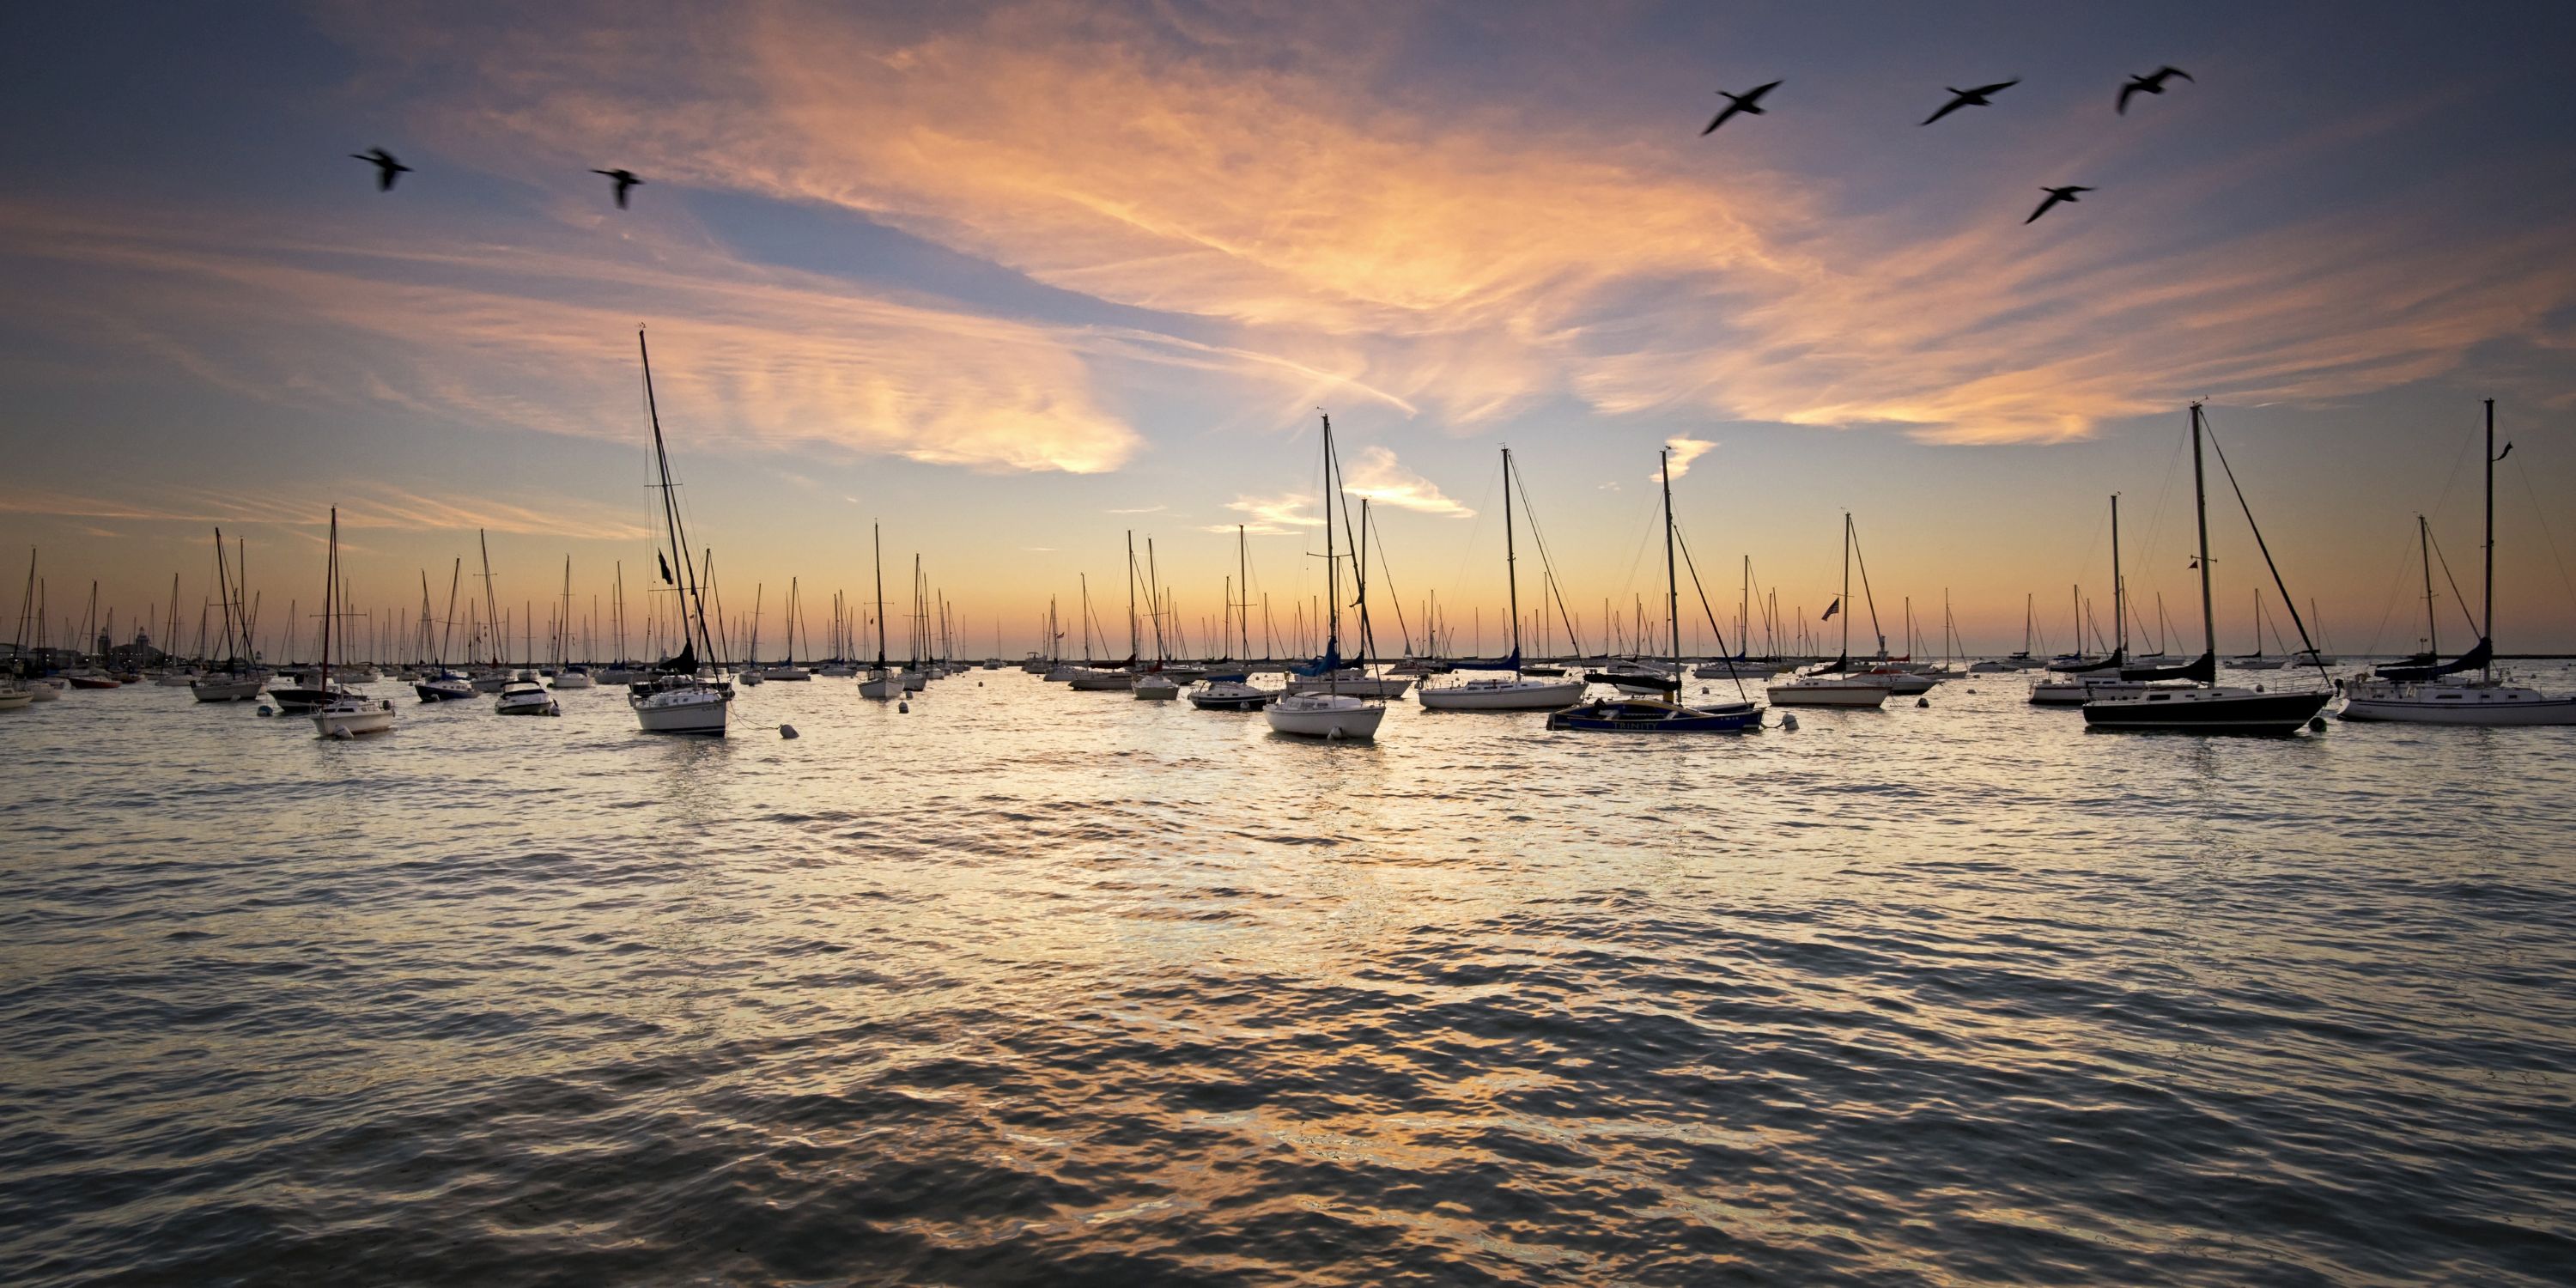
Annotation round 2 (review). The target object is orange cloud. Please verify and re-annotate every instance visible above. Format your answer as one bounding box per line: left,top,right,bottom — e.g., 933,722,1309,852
367,0,2576,444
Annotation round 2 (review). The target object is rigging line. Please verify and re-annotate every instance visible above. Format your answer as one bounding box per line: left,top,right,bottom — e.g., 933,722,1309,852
2358,523,2423,657
1670,523,1749,700
2514,463,2576,625
1510,466,1587,656
2424,529,2482,639
1848,519,1886,651
1363,503,1416,655
2200,414,2330,685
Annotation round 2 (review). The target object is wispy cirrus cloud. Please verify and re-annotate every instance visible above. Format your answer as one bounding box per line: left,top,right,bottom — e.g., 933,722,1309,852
0,481,653,541
341,0,2576,444
0,198,1146,475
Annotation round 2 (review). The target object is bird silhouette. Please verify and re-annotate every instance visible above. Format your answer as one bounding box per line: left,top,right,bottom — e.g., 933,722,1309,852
1921,79,2020,126
2026,185,2093,223
1701,80,1782,135
350,148,410,192
2117,66,2193,114
592,168,642,210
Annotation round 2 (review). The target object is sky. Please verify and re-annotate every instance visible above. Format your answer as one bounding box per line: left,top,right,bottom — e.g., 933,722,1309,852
4,0,2575,660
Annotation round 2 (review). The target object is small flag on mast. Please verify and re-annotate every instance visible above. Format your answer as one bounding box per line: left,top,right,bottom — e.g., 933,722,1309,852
658,552,674,585
1821,598,1840,622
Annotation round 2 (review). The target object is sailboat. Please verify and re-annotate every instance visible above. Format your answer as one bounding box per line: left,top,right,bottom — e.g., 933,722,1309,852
414,560,476,701
310,509,396,738
1421,447,1588,711
2342,399,2574,723
623,329,733,735
1190,525,1279,710
550,557,597,688
856,525,904,699
2032,495,2149,706
1548,447,1762,732
2233,588,2288,670
1133,538,1181,701
1766,514,1891,708
2082,404,2331,734
183,535,261,702
1267,414,1388,738
761,579,814,680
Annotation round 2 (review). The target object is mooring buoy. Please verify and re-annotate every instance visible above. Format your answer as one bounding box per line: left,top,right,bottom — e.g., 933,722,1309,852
780,724,799,738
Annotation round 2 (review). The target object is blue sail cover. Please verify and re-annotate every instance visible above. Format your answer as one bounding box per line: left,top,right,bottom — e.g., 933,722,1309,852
654,641,698,674
1450,649,1522,671
2374,637,2491,683
1291,641,1345,677
2121,651,2215,683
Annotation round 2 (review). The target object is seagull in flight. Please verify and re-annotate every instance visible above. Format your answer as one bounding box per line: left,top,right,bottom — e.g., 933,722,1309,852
350,148,410,192
1701,80,1782,135
2026,185,2094,224
2117,66,2193,114
592,168,642,210
1922,79,2020,125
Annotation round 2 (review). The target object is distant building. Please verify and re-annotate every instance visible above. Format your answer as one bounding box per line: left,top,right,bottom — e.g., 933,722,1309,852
106,629,167,669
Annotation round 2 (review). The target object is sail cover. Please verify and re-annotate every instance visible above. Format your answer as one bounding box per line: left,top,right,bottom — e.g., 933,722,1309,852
654,641,697,674
2373,637,2490,683
2121,652,2215,683
1450,649,1522,671
1291,642,1345,677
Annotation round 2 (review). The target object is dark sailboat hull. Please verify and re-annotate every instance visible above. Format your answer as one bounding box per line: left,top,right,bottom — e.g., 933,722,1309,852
2081,688,2330,735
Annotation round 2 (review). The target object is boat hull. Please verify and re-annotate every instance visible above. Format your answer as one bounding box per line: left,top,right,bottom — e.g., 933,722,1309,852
2338,685,2576,726
2081,687,2330,734
632,686,730,734
312,699,396,738
0,688,30,711
1265,696,1386,738
1418,678,1589,710
1546,697,1762,732
1066,670,1135,691
191,676,264,702
1765,679,1889,708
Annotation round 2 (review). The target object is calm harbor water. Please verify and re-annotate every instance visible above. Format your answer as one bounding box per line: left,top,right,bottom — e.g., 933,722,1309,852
3,669,2573,1285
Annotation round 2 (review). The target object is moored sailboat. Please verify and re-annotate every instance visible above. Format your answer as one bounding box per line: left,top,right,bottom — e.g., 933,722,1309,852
1421,447,1589,712
2082,404,2330,734
309,509,397,738
623,329,732,736
2341,399,2575,725
1548,447,1761,732
1267,413,1387,739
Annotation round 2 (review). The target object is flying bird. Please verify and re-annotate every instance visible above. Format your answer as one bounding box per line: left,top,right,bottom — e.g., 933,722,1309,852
592,168,642,210
2026,185,2093,224
1921,78,2020,125
1701,80,1782,135
2117,66,2193,114
350,148,410,192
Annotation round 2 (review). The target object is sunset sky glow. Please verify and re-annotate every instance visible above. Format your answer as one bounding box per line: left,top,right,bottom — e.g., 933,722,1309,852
6,1,2575,658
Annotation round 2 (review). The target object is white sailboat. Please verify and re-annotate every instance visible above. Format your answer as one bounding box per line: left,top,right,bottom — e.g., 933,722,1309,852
623,329,732,736
1420,447,1588,712
856,524,905,700
1268,413,1387,739
1767,514,1891,708
310,509,396,738
2342,399,2576,725
190,533,265,702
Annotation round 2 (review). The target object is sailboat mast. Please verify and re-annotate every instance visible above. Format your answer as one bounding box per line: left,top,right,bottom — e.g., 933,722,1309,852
2420,515,2439,656
1237,524,1250,659
2190,403,2215,664
638,329,712,667
2110,493,2124,659
1503,448,1523,665
1125,532,1139,662
872,524,887,667
2482,397,2496,678
1662,449,1680,671
1840,513,1853,660
1321,415,1340,656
